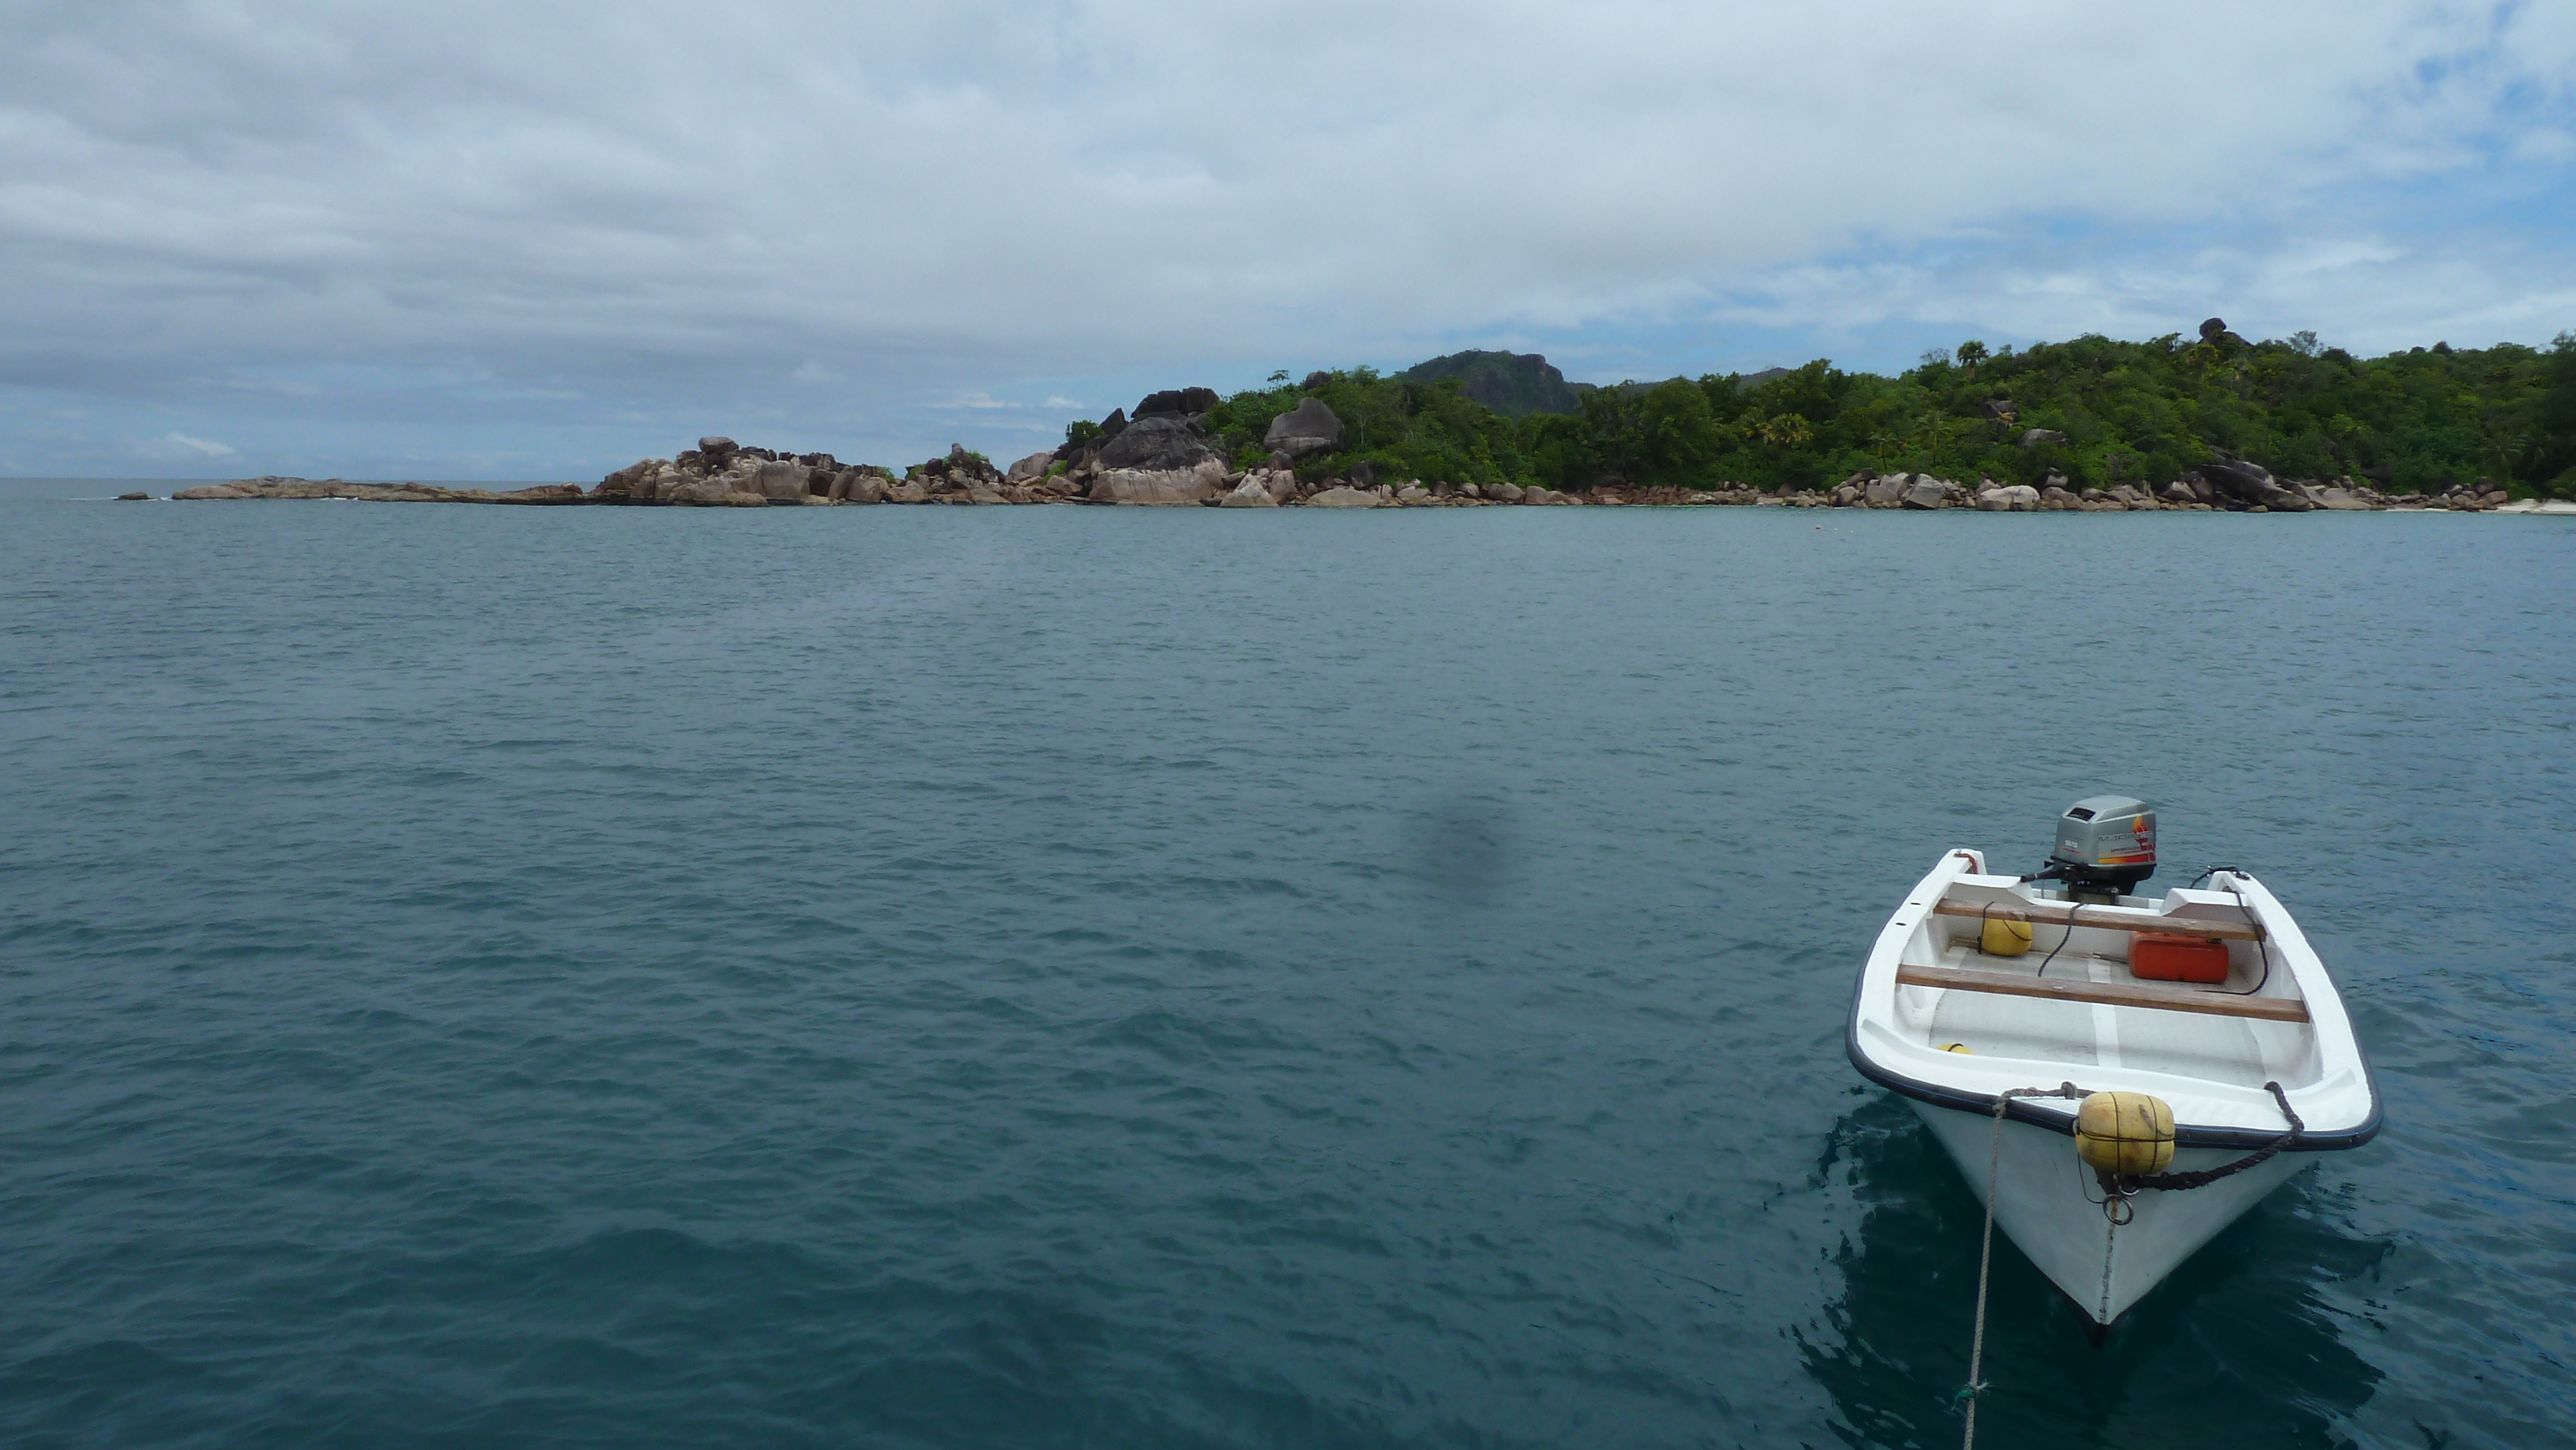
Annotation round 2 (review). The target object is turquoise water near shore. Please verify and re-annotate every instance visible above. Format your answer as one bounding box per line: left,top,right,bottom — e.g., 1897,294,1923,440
3,490,2571,1447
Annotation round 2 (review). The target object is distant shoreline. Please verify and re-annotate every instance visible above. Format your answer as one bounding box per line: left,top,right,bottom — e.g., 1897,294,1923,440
132,474,2576,514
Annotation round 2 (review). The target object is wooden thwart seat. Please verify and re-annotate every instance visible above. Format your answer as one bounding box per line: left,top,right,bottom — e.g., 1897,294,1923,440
1895,962,2311,1022
1931,897,2264,941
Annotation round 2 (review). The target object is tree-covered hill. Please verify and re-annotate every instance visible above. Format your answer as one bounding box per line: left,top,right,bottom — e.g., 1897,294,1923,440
1396,350,1584,418
1081,326,2576,498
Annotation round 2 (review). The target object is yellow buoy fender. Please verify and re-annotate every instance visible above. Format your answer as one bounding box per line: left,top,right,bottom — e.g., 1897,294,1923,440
2075,1091,2175,1176
1979,912,2034,957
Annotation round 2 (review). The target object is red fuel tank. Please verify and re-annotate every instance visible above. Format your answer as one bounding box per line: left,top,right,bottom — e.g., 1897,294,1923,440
2128,932,2231,984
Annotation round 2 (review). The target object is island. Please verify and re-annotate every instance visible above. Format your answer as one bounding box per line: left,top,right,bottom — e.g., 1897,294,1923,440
162,321,2576,512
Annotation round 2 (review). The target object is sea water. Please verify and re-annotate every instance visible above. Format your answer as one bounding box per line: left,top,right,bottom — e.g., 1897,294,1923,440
2,485,2570,1448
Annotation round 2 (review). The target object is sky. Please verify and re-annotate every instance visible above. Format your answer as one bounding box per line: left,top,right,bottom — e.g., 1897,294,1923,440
3,1,2573,480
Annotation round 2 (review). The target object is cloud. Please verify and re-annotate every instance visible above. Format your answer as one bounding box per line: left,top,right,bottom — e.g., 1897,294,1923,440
147,431,236,458
0,1,2570,475
2514,129,2576,163
1701,225,2576,361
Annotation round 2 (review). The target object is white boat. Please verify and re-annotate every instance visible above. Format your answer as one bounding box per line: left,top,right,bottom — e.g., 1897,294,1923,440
1845,823,2380,1327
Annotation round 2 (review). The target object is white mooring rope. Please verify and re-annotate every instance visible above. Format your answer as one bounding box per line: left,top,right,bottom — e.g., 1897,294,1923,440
1958,1093,2010,1450
1959,1084,2085,1450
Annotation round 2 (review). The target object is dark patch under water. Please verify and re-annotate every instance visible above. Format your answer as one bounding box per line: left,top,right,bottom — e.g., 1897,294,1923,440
1,491,2570,1447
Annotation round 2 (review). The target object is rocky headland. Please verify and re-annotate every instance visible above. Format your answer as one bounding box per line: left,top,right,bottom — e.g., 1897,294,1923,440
160,418,2564,514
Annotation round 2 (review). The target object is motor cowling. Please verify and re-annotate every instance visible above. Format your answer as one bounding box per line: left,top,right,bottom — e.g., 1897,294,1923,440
2043,795,2155,899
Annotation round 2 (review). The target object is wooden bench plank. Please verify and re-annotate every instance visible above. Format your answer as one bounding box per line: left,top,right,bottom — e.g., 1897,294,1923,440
1895,962,2311,1022
1931,898,2264,941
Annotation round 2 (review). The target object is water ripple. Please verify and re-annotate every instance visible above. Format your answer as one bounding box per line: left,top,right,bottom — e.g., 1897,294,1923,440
0,501,2569,1446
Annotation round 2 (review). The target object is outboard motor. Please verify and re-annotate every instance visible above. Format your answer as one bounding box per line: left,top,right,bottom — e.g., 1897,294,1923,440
2032,795,2156,901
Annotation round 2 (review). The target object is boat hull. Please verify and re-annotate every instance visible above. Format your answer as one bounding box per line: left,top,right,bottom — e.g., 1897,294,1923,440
1911,1098,2301,1324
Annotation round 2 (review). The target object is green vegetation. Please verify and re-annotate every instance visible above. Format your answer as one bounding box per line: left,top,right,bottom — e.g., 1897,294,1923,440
1200,368,1542,489
1082,331,2576,496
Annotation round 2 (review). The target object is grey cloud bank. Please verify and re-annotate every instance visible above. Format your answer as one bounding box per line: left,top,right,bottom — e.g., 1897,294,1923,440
3,0,2572,478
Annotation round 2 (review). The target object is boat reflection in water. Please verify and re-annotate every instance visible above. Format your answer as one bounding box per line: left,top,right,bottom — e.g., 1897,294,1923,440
1802,1097,2387,1449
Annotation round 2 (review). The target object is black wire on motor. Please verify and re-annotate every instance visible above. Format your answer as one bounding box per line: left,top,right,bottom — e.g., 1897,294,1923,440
2030,869,2078,979
2184,865,2278,996
2032,921,2076,979
2216,870,2277,997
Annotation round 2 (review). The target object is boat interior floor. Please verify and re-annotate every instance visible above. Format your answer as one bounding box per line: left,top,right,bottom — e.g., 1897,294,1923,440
1918,941,2284,1088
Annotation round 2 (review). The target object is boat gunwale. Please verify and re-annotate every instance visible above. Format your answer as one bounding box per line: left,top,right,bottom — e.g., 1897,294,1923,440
1845,849,2383,1153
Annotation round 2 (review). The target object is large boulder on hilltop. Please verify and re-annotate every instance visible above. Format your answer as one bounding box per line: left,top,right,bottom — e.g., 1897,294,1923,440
1265,399,1344,459
2195,317,2249,351
1094,415,1222,471
1134,387,1219,419
697,436,739,467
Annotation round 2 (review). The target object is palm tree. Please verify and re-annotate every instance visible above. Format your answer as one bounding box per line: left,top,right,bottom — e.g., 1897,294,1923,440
1956,341,1989,377
1753,413,1814,448
2482,431,2528,484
